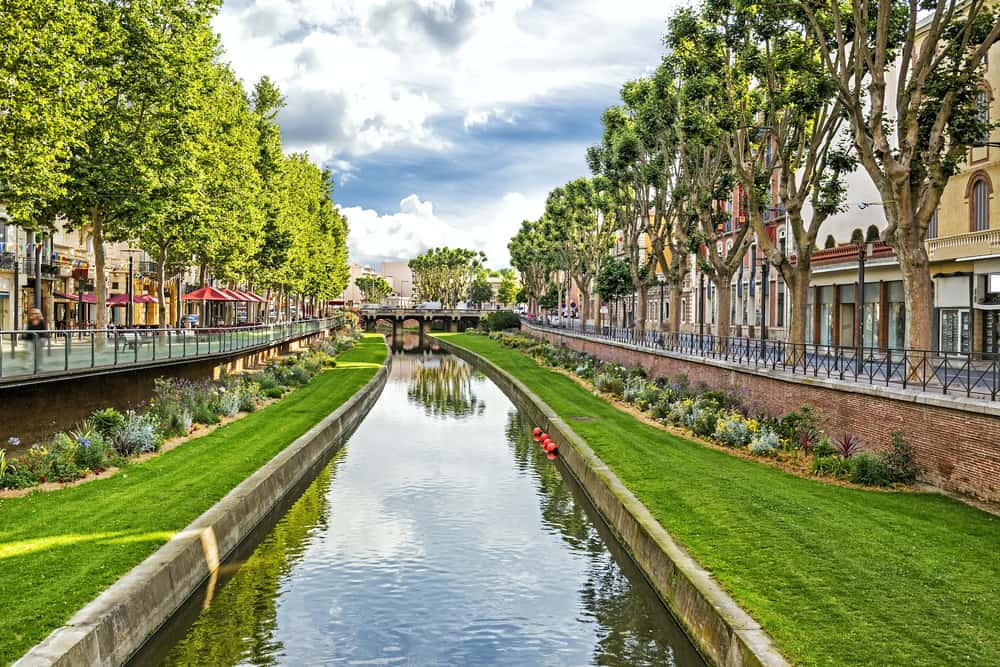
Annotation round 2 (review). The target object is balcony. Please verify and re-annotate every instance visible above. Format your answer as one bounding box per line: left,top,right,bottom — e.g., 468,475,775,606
925,228,1000,262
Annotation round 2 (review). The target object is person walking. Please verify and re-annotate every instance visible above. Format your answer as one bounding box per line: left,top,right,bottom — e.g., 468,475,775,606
22,308,49,369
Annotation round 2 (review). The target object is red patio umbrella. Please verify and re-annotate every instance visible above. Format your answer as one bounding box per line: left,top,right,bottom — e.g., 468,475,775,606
182,287,236,301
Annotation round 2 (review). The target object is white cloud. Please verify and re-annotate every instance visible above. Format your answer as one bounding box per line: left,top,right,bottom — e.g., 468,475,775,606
216,0,676,157
341,190,545,268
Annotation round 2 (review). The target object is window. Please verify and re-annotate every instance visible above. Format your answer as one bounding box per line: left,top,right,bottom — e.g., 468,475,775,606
928,209,938,239
990,273,1000,294
973,179,990,231
977,89,990,146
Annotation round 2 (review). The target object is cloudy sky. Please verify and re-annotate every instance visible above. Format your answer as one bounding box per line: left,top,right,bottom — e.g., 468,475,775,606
215,0,677,268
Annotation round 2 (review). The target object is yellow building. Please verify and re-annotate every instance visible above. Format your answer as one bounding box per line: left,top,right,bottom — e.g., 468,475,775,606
923,35,1000,355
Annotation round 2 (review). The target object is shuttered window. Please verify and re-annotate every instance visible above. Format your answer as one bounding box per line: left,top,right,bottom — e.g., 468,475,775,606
973,180,990,231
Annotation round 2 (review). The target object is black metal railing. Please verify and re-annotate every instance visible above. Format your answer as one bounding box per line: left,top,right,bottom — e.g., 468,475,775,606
524,318,1000,402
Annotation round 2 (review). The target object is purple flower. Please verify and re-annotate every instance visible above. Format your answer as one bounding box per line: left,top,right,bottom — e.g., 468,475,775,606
78,438,91,449
7,436,20,447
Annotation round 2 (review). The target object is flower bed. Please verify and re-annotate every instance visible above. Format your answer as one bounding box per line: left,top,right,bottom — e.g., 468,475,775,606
486,331,920,488
0,332,362,492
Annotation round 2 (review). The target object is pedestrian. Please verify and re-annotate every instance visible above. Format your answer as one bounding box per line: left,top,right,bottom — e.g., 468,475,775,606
22,308,49,364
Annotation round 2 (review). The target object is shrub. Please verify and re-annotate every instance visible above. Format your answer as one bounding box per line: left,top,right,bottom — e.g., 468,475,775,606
880,430,920,485
865,224,881,243
89,407,125,442
690,407,720,438
850,453,890,487
216,388,241,417
750,429,780,456
668,399,695,427
777,405,823,444
263,386,286,399
594,372,624,397
831,433,864,458
813,438,835,458
714,413,752,448
110,411,160,456
483,310,521,332
68,424,107,471
0,449,10,487
42,434,84,483
811,454,851,478
238,381,262,412
824,234,836,249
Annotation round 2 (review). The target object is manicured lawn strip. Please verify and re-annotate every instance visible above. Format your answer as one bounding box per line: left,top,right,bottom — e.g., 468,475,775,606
0,335,386,665
441,333,1000,667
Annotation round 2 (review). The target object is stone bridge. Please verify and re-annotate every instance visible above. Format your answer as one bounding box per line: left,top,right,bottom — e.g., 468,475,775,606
359,308,485,343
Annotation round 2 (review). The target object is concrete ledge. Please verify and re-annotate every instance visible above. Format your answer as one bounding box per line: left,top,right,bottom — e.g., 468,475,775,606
437,337,788,667
15,345,392,667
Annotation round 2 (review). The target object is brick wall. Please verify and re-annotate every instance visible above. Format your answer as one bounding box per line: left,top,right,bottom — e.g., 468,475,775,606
530,327,1000,504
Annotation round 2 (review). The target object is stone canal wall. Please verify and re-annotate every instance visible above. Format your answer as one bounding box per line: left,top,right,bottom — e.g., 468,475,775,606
438,338,788,667
15,347,391,667
526,325,1000,504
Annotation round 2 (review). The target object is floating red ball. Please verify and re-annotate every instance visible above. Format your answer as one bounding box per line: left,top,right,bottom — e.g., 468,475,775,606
546,452,557,460
532,427,542,437
544,442,556,453
540,433,549,441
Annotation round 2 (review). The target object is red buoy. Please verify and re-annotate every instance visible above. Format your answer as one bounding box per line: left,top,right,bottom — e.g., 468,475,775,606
546,452,557,460
540,433,549,441
541,437,552,447
532,427,542,437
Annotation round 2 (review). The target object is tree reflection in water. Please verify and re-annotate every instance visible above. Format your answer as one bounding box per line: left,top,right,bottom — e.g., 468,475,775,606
505,411,697,666
407,355,486,418
158,464,336,667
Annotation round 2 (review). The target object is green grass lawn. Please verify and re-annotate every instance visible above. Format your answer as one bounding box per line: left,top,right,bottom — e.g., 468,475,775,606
0,334,386,665
440,333,1000,667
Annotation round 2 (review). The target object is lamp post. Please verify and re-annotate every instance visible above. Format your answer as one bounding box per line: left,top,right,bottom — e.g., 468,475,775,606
698,271,706,346
761,258,769,346
856,243,867,374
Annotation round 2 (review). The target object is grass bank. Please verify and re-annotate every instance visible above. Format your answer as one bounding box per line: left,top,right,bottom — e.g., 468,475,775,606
0,334,386,665
440,332,1000,667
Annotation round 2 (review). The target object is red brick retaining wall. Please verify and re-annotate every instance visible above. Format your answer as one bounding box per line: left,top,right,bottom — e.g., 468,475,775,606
529,327,1000,503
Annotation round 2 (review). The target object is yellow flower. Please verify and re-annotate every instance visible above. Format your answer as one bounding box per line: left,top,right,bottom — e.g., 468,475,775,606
747,418,760,433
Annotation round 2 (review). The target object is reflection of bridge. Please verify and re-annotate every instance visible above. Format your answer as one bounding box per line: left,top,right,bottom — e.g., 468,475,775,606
359,308,485,343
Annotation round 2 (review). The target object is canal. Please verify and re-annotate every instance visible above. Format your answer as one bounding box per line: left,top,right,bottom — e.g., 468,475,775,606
130,351,704,666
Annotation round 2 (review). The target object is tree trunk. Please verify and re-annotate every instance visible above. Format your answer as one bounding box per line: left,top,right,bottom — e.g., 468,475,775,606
579,284,591,331
669,283,683,336
785,264,811,364
899,240,933,351
157,245,168,329
715,281,732,349
91,208,107,335
635,285,648,340
786,268,810,346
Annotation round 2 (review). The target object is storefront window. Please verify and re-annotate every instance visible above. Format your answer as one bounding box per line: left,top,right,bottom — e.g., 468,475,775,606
887,282,905,349
819,286,833,346
862,284,880,348
940,309,970,353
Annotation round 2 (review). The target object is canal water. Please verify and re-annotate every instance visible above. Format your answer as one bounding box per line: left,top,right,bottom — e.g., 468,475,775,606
131,352,704,666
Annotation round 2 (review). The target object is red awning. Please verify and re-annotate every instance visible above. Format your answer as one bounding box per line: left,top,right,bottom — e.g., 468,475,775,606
182,287,236,302
136,294,158,304
54,292,97,304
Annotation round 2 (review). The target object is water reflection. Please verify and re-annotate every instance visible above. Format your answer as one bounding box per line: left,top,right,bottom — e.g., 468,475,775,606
135,354,703,666
158,466,336,666
408,354,486,418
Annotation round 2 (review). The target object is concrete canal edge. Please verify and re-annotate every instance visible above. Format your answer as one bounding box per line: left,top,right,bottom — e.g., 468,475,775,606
15,346,392,667
437,338,789,667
